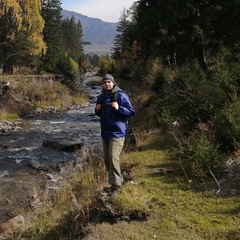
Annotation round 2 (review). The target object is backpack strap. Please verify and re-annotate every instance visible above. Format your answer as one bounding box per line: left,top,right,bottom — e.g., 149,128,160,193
113,90,120,102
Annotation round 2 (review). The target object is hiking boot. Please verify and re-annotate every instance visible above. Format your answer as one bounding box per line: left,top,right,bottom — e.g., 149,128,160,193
110,185,121,196
103,186,112,193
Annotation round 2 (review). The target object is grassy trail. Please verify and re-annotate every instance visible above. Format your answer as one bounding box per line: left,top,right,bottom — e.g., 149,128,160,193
83,141,240,240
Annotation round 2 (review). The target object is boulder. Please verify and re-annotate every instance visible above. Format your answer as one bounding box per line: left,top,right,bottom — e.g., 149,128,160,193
42,139,83,152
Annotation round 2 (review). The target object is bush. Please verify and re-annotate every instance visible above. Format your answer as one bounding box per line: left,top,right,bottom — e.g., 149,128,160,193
56,55,82,90
213,93,240,152
155,66,214,130
98,56,115,75
175,123,225,179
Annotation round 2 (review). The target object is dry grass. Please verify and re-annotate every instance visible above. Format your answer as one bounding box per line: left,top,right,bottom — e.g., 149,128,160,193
0,108,19,121
0,75,88,120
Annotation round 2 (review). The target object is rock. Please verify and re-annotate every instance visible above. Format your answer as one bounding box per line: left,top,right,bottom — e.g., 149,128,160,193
0,215,25,235
0,119,23,134
42,139,83,152
0,81,10,96
28,159,60,172
28,159,44,170
47,173,63,182
0,171,9,178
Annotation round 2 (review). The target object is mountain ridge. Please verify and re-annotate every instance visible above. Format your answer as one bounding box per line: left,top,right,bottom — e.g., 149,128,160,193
62,9,118,54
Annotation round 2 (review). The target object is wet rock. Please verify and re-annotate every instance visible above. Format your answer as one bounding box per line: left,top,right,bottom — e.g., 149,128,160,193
0,171,9,178
28,159,60,172
0,215,25,235
0,119,23,134
42,139,83,152
45,106,61,113
28,159,44,170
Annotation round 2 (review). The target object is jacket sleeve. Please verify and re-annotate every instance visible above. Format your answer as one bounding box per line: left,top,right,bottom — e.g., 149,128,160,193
116,92,135,118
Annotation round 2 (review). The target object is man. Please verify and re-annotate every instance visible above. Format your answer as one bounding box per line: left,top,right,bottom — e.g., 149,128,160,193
95,74,135,194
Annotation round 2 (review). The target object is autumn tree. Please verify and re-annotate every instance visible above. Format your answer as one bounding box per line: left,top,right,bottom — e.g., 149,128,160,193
0,0,46,74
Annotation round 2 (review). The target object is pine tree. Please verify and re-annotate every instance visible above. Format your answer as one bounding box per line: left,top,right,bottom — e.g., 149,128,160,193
62,16,84,64
112,5,138,60
41,0,63,72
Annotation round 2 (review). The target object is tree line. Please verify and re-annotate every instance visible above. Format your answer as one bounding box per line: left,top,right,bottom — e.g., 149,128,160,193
0,0,86,77
112,0,239,72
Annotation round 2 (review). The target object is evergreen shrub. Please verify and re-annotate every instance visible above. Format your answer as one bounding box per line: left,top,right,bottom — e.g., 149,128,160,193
155,66,215,130
213,95,240,152
176,123,225,179
153,63,239,177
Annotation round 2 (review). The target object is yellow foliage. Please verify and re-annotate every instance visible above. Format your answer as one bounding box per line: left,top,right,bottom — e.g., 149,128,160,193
0,0,22,30
29,34,47,55
69,57,79,73
0,0,47,55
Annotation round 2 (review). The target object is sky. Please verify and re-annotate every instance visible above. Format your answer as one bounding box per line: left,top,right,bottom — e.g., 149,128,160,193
61,0,136,23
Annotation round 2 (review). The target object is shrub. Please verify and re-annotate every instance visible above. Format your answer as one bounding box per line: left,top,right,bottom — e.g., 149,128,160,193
175,123,225,179
155,66,214,130
98,56,115,75
56,55,82,90
213,93,240,152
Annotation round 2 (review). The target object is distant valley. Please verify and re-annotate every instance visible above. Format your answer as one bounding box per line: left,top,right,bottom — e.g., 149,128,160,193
62,10,118,54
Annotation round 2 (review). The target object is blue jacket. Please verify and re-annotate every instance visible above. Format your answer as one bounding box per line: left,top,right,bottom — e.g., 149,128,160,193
95,86,135,139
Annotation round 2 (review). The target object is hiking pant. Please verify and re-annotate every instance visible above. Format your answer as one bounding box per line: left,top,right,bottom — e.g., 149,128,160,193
102,137,125,187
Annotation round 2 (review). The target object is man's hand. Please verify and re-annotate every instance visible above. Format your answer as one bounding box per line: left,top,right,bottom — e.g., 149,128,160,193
112,102,119,110
96,104,102,110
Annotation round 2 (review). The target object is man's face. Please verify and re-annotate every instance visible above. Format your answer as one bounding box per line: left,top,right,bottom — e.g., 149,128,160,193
103,80,114,90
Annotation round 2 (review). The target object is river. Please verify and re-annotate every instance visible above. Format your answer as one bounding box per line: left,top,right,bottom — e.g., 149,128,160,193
0,73,102,223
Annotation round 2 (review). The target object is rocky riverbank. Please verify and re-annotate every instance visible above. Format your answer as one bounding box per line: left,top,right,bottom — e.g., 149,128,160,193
0,73,103,235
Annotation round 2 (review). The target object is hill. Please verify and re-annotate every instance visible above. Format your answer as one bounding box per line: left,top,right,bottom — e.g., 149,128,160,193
62,9,118,54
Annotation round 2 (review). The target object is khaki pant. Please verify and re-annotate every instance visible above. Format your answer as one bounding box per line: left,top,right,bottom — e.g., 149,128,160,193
102,137,125,187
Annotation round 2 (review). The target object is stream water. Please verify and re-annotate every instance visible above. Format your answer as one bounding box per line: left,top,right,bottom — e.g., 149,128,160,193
0,73,102,223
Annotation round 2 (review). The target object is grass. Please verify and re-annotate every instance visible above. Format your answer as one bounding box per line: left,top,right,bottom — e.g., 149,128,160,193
4,133,239,240
82,137,240,240
0,108,19,121
118,145,231,239
0,75,88,121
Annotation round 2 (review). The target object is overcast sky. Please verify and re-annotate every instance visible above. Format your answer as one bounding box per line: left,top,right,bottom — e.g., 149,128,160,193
61,0,136,23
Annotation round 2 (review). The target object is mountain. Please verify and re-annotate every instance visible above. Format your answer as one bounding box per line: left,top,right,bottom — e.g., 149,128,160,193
62,9,118,54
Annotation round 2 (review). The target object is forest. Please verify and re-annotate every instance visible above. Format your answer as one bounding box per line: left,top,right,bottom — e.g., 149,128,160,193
0,1,239,238
0,0,85,82
104,0,239,178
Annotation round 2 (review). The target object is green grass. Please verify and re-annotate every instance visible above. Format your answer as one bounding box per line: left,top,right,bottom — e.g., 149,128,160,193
0,109,19,121
89,148,240,240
